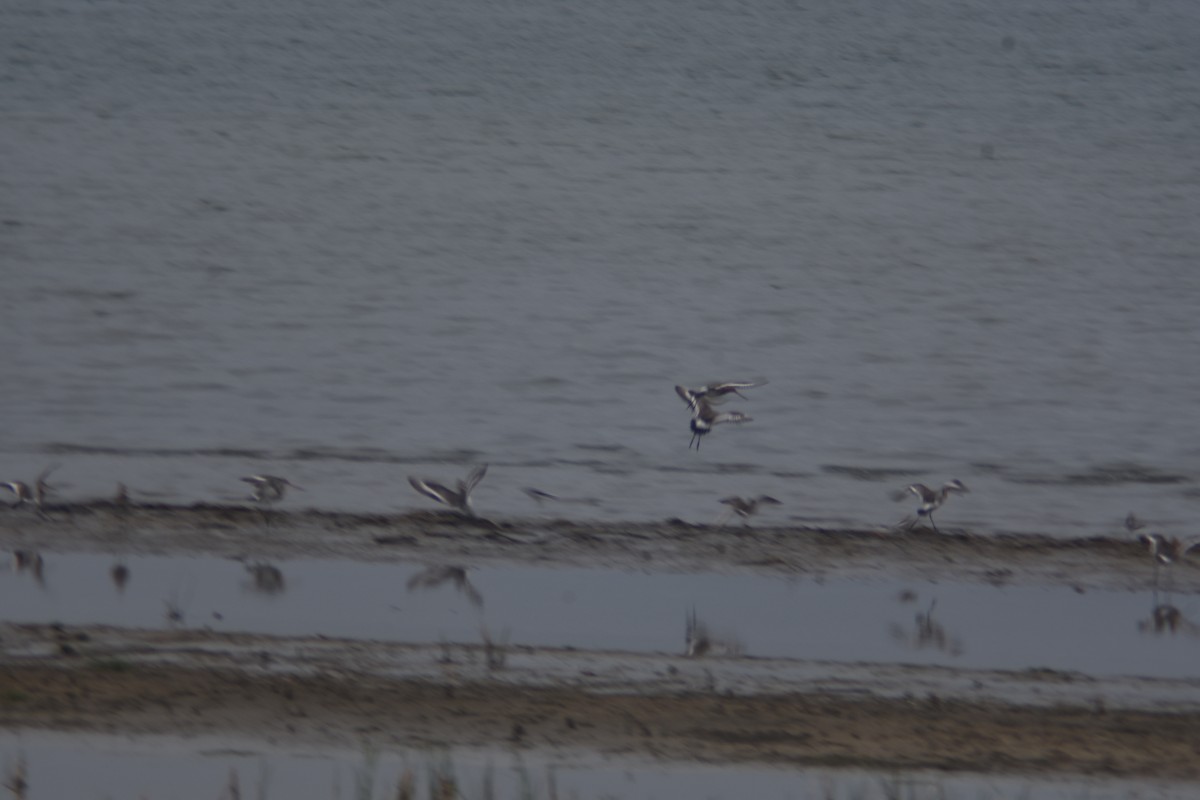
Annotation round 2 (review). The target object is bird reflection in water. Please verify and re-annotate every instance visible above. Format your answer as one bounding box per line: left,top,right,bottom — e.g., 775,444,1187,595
684,607,743,657
1126,511,1200,595
11,550,46,589
110,562,130,593
406,565,484,609
241,562,286,595
162,582,193,627
889,598,963,656
1137,586,1200,637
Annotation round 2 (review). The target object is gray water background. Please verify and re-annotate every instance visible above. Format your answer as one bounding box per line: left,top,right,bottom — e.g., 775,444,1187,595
3,0,1200,536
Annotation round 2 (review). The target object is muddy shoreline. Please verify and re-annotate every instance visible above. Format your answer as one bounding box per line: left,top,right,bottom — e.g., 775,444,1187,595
1,502,1198,782
1,624,1199,780
0,501,1185,592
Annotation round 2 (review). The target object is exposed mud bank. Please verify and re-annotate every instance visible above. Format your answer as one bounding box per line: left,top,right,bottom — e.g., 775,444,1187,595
0,501,1184,593
1,624,1199,780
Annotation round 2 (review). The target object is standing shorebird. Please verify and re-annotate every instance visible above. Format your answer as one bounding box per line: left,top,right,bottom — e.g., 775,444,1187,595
408,464,489,516
1123,514,1200,587
1125,512,1147,534
893,480,969,534
717,495,782,527
1137,532,1200,566
241,475,302,505
241,475,302,526
1137,532,1200,591
675,380,767,410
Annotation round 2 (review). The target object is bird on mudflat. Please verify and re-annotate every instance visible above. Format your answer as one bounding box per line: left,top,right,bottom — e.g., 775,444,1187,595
241,475,302,504
1138,532,1200,566
717,495,782,527
892,480,969,534
408,464,489,516
2,465,59,509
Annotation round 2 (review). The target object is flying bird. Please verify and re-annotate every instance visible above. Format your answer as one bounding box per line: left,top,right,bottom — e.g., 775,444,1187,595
408,464,489,516
241,475,302,504
717,495,782,527
675,380,767,411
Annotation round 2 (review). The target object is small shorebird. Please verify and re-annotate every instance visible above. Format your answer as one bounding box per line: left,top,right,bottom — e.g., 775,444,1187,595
1125,512,1147,534
717,495,782,527
2,465,59,509
1,481,33,507
677,393,752,449
406,564,484,608
241,475,302,504
893,480,969,534
1137,531,1200,591
1138,533,1200,566
675,380,767,411
408,464,489,516
241,475,301,527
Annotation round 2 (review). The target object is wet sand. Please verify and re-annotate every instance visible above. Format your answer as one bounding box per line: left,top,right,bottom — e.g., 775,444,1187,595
1,502,1198,781
2,624,1199,781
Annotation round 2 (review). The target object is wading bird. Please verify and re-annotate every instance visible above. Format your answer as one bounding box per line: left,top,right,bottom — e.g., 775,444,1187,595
716,495,782,527
892,480,969,534
2,465,59,510
408,464,489,516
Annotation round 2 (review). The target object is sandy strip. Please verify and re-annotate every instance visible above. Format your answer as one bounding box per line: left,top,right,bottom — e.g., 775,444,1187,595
0,624,1198,780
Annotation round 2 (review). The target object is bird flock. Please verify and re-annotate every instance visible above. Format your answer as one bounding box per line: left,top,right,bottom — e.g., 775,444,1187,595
0,380,1193,581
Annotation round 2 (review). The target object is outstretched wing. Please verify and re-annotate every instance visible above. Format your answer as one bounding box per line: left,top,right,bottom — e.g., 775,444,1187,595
675,384,701,411
710,410,751,425
892,483,934,503
408,477,455,505
708,379,768,394
35,464,60,484
463,464,488,494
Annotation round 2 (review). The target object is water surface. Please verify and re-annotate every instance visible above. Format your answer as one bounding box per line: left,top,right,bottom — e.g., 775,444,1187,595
2,1,1199,536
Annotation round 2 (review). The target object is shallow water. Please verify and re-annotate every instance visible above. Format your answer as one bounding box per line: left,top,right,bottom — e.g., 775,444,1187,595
5,552,1198,679
1,730,1196,800
2,0,1200,538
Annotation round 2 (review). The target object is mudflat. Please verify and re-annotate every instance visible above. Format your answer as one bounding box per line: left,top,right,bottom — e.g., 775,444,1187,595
0,502,1197,781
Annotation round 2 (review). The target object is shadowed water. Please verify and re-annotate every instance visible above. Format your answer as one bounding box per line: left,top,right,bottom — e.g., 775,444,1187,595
1,730,1197,800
